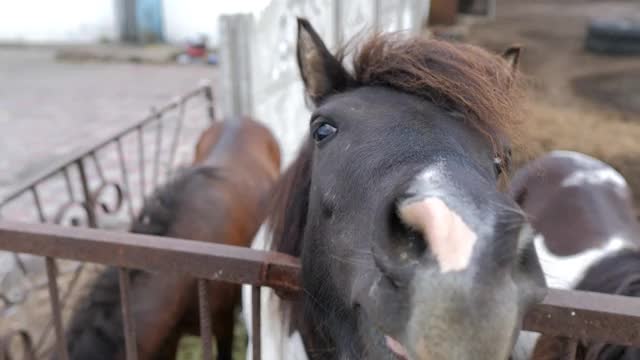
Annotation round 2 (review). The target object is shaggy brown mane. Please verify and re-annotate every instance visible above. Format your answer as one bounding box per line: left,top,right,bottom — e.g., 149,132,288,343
268,140,313,255
269,34,524,254
353,34,524,143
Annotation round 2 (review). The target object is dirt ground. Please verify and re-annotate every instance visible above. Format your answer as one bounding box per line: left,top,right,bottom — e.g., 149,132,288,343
463,0,640,211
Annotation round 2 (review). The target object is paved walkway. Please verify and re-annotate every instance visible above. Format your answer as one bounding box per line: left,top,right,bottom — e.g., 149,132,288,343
0,46,215,198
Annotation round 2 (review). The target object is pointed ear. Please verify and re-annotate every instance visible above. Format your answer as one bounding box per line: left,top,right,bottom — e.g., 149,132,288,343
296,18,354,105
502,45,521,72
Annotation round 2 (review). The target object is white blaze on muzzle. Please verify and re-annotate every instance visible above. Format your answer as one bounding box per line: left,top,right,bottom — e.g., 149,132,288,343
399,197,477,273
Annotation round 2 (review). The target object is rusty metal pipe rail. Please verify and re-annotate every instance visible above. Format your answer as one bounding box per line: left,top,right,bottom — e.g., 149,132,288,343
1,220,640,352
0,221,300,292
525,288,640,347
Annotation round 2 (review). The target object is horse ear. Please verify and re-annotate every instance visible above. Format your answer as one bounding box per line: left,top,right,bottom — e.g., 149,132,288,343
502,45,522,72
297,17,354,104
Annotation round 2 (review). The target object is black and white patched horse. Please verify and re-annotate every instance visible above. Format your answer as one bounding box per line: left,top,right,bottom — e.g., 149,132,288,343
511,150,640,360
243,18,546,360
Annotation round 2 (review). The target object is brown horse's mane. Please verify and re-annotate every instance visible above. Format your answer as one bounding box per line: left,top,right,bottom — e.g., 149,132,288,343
130,166,221,235
353,34,524,142
268,34,524,255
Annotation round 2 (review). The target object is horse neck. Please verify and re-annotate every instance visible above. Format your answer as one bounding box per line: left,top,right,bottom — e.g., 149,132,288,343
200,121,243,168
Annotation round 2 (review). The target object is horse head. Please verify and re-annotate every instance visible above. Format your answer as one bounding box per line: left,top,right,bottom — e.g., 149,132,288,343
267,18,546,360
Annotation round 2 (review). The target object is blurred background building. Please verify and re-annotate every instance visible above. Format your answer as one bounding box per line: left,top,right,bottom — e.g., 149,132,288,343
0,0,271,46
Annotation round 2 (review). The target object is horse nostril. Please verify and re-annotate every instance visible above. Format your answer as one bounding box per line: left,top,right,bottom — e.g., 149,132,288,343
388,209,428,261
397,197,479,273
370,203,428,288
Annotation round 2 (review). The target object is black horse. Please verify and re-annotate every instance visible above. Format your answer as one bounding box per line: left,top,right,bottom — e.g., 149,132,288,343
245,18,546,360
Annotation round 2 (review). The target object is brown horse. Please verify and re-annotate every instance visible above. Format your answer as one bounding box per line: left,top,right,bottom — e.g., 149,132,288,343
58,117,280,360
510,150,640,359
243,18,546,360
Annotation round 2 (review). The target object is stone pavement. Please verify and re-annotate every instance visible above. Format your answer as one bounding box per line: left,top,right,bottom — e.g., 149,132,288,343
0,46,216,198
0,46,219,350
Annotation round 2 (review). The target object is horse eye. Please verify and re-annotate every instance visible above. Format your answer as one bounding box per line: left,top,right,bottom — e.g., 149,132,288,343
312,123,337,143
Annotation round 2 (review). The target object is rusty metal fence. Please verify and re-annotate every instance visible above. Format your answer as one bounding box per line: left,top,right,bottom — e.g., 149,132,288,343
0,83,215,359
1,221,640,360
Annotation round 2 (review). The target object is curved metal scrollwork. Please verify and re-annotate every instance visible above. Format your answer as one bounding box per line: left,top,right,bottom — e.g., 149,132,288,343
91,181,125,216
52,180,125,227
52,200,91,227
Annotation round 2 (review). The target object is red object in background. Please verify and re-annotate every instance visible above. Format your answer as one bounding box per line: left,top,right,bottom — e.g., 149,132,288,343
186,45,206,58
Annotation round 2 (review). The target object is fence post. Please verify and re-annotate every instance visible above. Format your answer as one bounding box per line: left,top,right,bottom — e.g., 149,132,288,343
119,268,138,360
197,279,214,360
45,257,69,360
218,14,255,120
333,0,342,48
407,0,432,32
252,286,261,360
487,0,496,20
373,0,382,32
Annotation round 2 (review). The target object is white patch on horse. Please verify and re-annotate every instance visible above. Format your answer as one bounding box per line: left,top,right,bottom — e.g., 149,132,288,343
535,234,635,289
561,168,627,189
549,150,628,189
399,197,477,273
242,224,309,360
549,150,604,168
415,161,446,185
548,150,628,194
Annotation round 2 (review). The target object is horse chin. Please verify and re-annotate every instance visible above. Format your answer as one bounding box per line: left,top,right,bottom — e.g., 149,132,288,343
397,270,519,360
383,333,515,360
